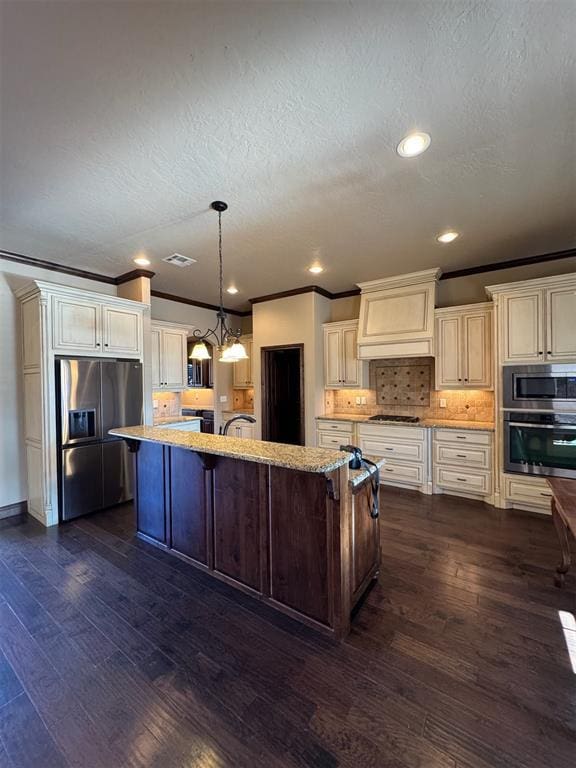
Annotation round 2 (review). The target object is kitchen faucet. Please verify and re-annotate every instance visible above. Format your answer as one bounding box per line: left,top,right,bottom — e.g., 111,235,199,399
220,414,256,436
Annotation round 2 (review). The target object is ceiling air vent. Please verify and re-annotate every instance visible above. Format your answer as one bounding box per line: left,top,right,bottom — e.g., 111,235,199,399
162,253,197,268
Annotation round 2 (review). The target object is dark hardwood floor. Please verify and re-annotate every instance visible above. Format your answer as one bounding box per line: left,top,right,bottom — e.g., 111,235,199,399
0,488,575,768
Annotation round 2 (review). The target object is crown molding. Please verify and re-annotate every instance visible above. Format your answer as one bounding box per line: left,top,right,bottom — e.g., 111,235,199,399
441,247,576,280
249,285,332,305
151,290,250,316
0,249,157,285
116,268,156,284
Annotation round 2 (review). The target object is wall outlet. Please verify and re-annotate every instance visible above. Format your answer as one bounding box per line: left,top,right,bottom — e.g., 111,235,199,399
219,395,228,403
439,398,447,408
153,400,158,408
361,396,367,405
355,396,361,405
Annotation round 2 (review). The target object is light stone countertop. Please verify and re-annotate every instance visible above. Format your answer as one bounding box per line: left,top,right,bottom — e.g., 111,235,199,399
316,414,495,432
349,456,386,489
153,416,203,426
109,426,351,474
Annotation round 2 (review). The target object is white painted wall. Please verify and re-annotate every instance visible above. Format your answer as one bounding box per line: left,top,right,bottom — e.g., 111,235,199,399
252,292,331,445
150,295,245,432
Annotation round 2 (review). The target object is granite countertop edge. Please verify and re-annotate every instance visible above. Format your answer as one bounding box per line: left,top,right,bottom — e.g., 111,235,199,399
316,414,495,432
153,416,203,426
349,456,386,488
109,426,350,474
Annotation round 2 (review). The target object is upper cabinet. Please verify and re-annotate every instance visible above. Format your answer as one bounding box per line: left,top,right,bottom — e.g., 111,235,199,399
435,304,493,390
233,337,254,388
151,323,188,391
323,320,369,389
356,269,441,359
487,275,576,364
52,293,144,358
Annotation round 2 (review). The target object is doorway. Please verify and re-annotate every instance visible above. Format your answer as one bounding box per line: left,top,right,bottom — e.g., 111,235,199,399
261,345,304,446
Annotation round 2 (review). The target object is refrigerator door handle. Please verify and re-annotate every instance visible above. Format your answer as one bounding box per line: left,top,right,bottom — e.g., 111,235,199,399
60,360,70,446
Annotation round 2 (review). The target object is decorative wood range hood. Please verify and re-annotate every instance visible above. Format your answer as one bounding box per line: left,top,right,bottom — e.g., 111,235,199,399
356,268,442,359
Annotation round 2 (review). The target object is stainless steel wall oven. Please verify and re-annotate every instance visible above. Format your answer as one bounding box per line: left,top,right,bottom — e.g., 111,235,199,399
503,411,576,479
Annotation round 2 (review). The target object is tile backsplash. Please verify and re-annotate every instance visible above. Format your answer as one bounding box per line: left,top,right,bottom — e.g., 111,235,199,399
233,388,254,412
153,391,181,419
325,357,494,423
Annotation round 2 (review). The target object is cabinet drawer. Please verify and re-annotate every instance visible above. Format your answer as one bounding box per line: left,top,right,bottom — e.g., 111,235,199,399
504,475,552,509
317,431,348,450
380,462,423,485
434,429,492,446
435,467,491,495
434,443,491,470
316,420,354,435
357,424,427,442
360,437,424,463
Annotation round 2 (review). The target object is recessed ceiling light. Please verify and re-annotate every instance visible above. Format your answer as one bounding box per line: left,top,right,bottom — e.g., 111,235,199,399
436,231,460,244
226,286,239,295
308,264,324,274
133,256,151,266
396,131,431,158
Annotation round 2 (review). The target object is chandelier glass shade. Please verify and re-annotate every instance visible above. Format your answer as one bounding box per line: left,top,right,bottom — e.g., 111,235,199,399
189,201,248,363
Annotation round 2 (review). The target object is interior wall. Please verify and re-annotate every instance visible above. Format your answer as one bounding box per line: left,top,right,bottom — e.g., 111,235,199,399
150,296,243,430
0,262,117,509
436,256,576,307
252,292,331,445
328,259,576,320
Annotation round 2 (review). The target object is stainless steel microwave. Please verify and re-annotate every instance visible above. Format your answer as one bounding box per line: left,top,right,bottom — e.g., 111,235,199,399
503,365,576,410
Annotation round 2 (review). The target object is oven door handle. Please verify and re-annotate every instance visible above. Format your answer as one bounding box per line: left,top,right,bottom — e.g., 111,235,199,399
508,423,576,429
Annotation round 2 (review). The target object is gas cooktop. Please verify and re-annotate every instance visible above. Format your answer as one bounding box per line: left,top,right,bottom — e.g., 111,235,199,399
368,415,420,424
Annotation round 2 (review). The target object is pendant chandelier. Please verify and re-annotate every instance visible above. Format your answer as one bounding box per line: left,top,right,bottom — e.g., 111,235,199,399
189,201,248,363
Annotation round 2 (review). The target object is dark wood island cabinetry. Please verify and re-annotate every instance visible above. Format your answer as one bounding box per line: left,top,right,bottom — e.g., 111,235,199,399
111,426,382,639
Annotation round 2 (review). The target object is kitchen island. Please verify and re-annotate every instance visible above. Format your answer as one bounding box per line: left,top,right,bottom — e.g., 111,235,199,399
109,426,383,640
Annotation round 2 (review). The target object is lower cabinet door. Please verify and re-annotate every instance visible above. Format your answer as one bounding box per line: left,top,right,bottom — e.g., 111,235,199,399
212,456,266,591
169,448,209,565
136,442,167,545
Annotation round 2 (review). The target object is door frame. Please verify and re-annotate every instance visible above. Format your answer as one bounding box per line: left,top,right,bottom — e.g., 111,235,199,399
261,344,305,446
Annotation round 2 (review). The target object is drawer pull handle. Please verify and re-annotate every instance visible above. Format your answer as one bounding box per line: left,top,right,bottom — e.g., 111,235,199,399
456,454,467,458
456,477,468,482
455,436,467,440
385,468,394,472
384,447,394,451
540,492,552,497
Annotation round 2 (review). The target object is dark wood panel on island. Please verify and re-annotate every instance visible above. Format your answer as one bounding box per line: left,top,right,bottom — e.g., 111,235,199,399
118,427,382,640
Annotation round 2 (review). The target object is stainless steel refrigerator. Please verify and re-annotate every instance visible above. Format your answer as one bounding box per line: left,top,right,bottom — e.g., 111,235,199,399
56,358,143,521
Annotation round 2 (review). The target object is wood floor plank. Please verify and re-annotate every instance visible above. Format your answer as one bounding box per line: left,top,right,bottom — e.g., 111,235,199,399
0,692,67,768
0,490,574,768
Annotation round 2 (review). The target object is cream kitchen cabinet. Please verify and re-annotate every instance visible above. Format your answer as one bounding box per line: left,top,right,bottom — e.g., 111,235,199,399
52,294,143,358
433,428,493,502
487,275,576,364
17,280,147,527
323,320,368,388
435,303,492,389
151,323,188,391
233,337,253,388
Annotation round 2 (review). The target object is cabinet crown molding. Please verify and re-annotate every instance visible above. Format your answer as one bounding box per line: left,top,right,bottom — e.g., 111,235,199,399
323,319,359,329
357,268,442,293
14,279,148,310
486,271,576,298
435,301,493,316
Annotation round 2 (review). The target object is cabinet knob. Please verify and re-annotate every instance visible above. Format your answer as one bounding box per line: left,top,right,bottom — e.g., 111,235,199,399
464,378,468,382
96,342,100,347
105,343,109,347
458,378,462,382
547,351,551,355
538,351,543,355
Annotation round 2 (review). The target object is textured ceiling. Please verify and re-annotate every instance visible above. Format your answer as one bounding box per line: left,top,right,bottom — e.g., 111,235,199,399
1,0,575,310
